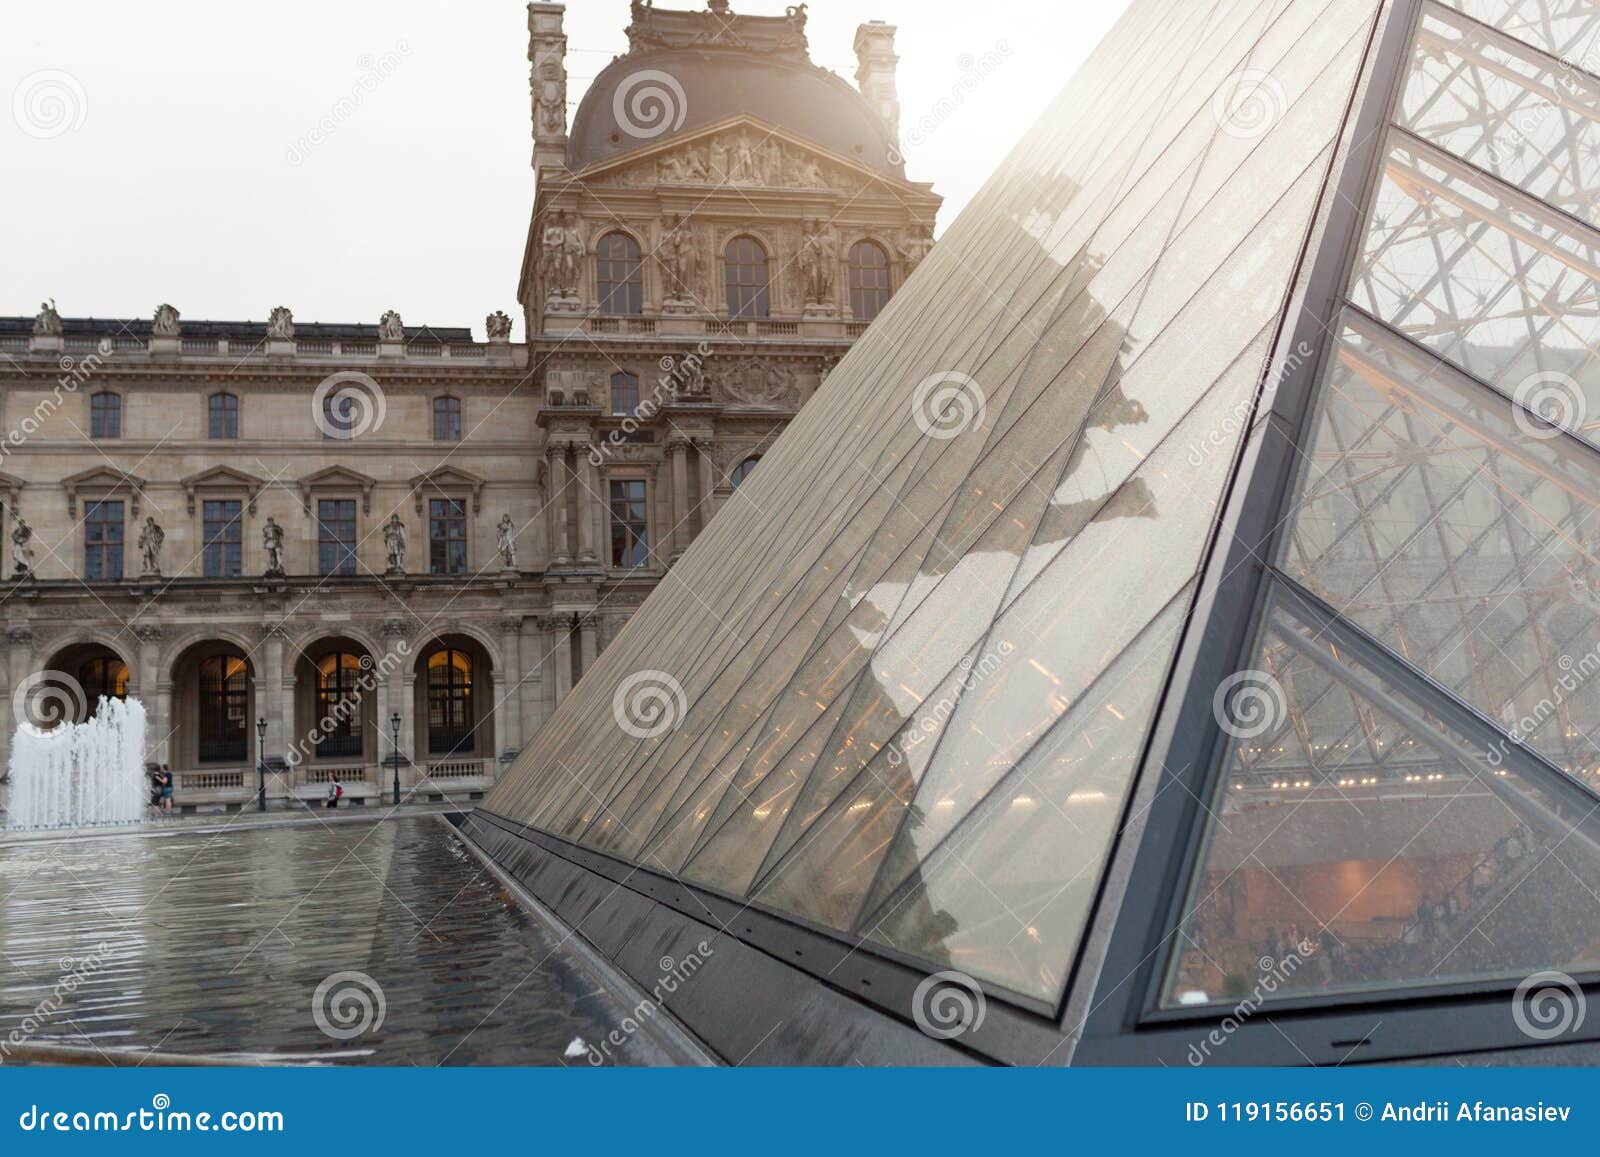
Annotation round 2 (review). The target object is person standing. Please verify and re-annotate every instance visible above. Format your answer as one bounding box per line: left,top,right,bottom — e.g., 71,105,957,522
325,778,343,809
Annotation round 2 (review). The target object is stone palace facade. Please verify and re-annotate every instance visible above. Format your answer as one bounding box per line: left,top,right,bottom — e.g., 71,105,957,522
0,0,938,816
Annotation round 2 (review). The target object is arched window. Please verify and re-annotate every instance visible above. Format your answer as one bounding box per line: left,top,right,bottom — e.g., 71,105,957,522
728,456,761,490
433,395,461,441
315,652,365,758
610,372,641,416
724,237,770,319
426,649,475,755
79,657,129,716
848,240,892,322
90,392,121,439
198,653,249,763
208,392,239,439
596,232,644,317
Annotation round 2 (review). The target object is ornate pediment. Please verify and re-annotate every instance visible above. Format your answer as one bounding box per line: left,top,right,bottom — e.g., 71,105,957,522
408,466,487,515
297,465,376,514
180,465,264,515
62,467,146,518
577,117,900,196
707,357,799,409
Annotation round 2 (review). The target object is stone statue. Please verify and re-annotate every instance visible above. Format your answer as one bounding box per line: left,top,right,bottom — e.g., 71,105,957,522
379,310,405,342
382,514,407,574
799,220,838,305
262,517,286,576
137,516,164,575
10,517,34,578
266,306,294,340
32,299,61,337
496,513,518,570
659,214,700,300
900,224,935,272
485,310,513,341
151,303,181,338
729,129,759,183
539,211,583,298
560,218,585,294
709,136,728,182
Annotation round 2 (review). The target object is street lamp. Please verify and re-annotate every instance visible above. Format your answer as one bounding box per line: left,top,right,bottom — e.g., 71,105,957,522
255,717,267,812
389,711,402,806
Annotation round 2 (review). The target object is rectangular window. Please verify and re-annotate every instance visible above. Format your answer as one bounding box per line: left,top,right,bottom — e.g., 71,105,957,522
317,499,357,576
610,374,641,416
429,497,468,575
90,394,121,439
609,480,649,568
202,499,243,578
84,500,124,581
208,394,239,439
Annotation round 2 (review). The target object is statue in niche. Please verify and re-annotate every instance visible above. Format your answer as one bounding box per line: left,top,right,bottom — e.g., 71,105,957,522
379,310,405,342
266,306,294,340
496,513,518,570
658,214,700,300
32,300,61,337
151,303,180,338
485,310,513,341
539,211,583,297
138,517,164,575
383,514,407,574
798,219,838,304
10,517,34,577
262,517,286,577
899,224,935,272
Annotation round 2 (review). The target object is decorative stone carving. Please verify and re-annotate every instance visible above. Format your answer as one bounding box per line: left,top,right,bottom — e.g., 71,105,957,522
497,513,519,571
133,624,163,644
138,516,164,576
10,517,34,578
534,58,566,137
379,310,405,342
899,224,935,272
380,618,410,640
266,306,294,340
32,300,61,337
799,219,839,309
658,213,701,303
539,210,584,305
7,625,34,645
383,514,407,575
151,303,181,338
727,128,760,183
710,358,797,408
262,517,286,577
485,310,513,341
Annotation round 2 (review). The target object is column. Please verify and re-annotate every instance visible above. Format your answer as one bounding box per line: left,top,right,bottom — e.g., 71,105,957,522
134,625,164,768
668,438,690,558
551,444,572,563
498,616,523,761
519,623,544,744
260,625,288,763
550,615,574,704
576,452,597,563
2,626,34,785
695,439,717,535
381,620,414,793
578,615,598,679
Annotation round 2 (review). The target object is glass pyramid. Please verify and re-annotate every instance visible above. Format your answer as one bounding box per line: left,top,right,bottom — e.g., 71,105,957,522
483,0,1600,1030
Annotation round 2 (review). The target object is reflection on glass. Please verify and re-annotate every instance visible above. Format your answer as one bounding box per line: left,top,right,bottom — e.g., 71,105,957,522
1165,588,1600,1007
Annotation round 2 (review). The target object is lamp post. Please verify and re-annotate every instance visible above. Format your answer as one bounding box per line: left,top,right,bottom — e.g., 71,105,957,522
255,717,267,812
390,711,402,806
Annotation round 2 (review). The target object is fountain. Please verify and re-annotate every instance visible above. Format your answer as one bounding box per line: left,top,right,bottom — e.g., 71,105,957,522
7,698,147,830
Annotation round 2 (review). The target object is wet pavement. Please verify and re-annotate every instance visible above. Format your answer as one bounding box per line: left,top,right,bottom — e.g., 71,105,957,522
0,815,703,1065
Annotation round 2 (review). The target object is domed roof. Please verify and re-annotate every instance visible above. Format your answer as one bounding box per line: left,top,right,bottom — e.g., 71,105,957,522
569,51,904,179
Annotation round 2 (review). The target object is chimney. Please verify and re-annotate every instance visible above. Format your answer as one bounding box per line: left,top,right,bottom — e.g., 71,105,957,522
528,3,568,173
854,21,900,144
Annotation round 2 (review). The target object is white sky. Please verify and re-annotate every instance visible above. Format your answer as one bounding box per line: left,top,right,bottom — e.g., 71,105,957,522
2,1,1132,337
